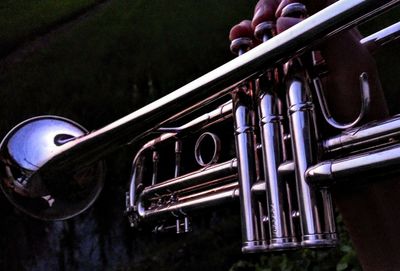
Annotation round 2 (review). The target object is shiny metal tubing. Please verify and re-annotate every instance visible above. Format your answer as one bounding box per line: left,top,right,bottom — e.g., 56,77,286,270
313,72,371,130
251,180,266,196
140,159,237,199
232,88,268,252
174,140,182,177
137,182,238,219
278,161,295,177
128,101,233,208
194,132,221,167
307,144,400,186
361,21,400,51
157,101,232,133
287,78,336,247
258,90,298,249
323,114,400,154
30,0,398,176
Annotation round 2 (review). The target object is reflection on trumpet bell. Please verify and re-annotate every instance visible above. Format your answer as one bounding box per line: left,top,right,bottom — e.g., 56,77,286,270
0,116,105,220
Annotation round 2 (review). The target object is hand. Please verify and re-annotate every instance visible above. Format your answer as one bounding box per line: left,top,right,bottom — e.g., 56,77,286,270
251,3,399,271
252,0,388,129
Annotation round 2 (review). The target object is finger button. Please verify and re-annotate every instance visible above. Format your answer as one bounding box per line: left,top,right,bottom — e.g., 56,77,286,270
229,20,254,55
281,3,307,18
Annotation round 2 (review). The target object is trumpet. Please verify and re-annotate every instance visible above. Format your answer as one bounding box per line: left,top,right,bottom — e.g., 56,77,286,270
0,0,399,256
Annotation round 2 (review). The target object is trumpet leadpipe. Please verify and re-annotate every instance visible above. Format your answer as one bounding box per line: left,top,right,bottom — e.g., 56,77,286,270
157,101,233,133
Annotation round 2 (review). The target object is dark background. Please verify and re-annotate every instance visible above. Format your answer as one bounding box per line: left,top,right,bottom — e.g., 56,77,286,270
0,1,399,270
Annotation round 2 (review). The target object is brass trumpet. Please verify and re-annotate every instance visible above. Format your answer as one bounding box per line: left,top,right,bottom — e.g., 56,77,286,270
0,0,399,256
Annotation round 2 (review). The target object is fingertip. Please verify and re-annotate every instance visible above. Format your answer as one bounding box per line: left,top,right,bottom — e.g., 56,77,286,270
252,0,280,29
275,0,291,18
229,20,253,41
276,17,303,34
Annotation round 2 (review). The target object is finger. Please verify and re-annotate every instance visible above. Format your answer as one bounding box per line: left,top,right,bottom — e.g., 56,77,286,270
276,17,303,34
252,0,280,29
276,0,332,17
275,0,307,17
229,20,253,41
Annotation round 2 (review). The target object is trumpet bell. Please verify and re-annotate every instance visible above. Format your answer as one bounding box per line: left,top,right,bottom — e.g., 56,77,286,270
0,116,105,220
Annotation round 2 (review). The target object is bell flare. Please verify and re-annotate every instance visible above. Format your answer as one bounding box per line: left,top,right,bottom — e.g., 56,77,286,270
0,116,105,220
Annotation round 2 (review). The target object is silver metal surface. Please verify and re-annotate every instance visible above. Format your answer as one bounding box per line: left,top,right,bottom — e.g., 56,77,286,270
157,101,232,133
307,144,400,186
287,77,336,247
313,72,371,129
278,161,295,176
0,116,105,220
251,180,266,196
258,88,298,249
174,140,182,177
361,21,400,51
323,114,400,154
194,132,221,166
140,159,237,200
232,87,268,252
127,101,233,210
253,14,299,249
230,38,254,55
137,182,239,219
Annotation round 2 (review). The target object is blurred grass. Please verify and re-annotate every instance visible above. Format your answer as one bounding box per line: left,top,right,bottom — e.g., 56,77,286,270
230,214,362,271
0,0,102,57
